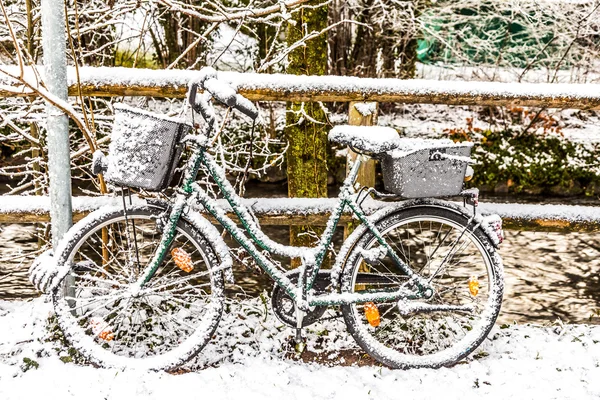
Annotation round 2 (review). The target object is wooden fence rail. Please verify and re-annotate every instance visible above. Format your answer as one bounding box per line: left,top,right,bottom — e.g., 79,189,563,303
1,66,600,109
2,196,600,233
2,66,600,233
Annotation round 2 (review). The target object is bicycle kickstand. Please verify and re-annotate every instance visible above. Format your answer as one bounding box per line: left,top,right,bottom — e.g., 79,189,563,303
295,309,306,353
294,266,309,352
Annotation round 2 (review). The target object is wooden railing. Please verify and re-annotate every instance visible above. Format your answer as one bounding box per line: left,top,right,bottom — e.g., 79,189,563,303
2,195,600,232
3,67,600,109
2,66,600,232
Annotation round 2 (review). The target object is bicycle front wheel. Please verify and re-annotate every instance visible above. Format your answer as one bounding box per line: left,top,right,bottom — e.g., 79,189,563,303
341,206,503,369
52,205,225,370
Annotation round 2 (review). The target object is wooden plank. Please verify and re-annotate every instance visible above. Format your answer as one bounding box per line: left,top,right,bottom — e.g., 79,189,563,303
346,102,377,187
0,209,354,225
2,196,600,232
236,89,600,110
498,218,599,233
2,208,600,232
345,101,377,239
0,211,87,223
2,66,600,110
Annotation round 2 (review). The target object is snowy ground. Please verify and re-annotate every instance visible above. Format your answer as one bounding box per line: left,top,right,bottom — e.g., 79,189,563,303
1,297,599,400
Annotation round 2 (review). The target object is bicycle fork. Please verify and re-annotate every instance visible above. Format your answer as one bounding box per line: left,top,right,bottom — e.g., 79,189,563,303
129,146,206,293
129,193,188,293
293,261,313,350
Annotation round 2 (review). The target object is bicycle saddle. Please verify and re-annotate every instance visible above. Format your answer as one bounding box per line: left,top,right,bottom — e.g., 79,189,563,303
329,125,462,156
328,125,401,155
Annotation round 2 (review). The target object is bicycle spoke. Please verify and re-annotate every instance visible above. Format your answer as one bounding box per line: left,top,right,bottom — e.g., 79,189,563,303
73,274,127,288
54,209,224,368
343,207,500,367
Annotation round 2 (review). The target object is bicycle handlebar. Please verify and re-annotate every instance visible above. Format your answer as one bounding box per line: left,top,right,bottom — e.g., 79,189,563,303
233,94,258,120
188,67,258,121
203,78,237,108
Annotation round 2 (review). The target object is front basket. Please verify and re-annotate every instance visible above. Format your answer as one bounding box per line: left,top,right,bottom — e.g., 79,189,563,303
104,104,192,192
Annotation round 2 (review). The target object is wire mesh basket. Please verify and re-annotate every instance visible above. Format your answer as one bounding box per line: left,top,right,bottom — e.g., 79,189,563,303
104,104,192,191
381,140,474,198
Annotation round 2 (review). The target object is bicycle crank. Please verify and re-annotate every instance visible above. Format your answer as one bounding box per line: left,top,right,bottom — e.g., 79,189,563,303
271,270,331,328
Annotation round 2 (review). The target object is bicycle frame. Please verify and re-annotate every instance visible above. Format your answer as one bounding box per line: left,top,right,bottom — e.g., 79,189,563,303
131,141,433,308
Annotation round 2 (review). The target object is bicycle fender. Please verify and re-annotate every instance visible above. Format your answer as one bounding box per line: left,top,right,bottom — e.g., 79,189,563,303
44,205,141,294
398,199,504,248
330,198,501,288
42,201,234,295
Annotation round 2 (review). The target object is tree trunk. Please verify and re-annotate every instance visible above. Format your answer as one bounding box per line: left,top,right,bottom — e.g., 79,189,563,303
331,0,420,79
156,3,210,69
285,1,329,266
327,0,351,76
161,10,180,67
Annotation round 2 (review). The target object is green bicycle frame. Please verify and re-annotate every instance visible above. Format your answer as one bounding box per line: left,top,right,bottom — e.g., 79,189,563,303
133,143,432,307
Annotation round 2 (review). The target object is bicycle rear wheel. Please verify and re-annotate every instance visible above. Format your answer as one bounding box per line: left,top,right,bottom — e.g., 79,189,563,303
52,205,225,370
341,206,503,368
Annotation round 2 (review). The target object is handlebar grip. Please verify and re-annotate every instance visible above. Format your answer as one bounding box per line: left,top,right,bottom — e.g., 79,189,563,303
189,67,258,121
188,83,199,109
195,91,217,128
188,83,213,124
188,67,218,109
203,78,237,108
234,94,259,120
92,150,108,175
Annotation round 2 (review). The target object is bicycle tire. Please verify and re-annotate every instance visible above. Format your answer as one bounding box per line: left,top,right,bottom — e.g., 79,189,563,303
51,205,225,371
341,205,503,369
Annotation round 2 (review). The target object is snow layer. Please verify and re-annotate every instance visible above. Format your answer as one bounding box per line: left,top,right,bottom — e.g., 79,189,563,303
329,125,400,153
78,66,600,102
2,66,600,105
3,196,600,225
0,196,145,215
1,298,600,400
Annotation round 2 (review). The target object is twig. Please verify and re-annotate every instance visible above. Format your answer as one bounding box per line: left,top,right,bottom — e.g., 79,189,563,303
156,0,311,23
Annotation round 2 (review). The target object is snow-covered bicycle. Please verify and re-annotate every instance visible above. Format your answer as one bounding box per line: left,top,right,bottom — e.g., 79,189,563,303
35,67,505,371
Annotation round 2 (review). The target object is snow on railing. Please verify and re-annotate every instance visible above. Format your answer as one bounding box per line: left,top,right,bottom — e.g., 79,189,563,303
2,66,600,232
1,66,600,109
1,195,599,232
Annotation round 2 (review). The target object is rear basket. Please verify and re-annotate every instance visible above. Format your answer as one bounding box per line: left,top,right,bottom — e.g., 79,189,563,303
104,104,192,191
381,140,473,198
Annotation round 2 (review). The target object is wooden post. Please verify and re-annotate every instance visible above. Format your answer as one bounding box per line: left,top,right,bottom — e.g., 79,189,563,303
344,101,378,238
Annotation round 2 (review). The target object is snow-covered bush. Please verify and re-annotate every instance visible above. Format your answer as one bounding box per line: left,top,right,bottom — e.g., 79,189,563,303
444,109,600,195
